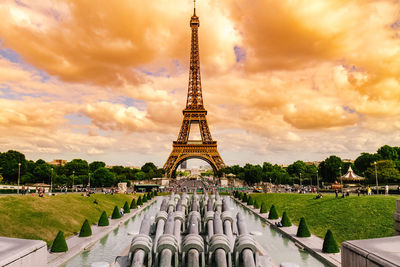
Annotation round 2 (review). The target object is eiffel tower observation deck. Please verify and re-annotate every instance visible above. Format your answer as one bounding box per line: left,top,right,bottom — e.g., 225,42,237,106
163,1,225,178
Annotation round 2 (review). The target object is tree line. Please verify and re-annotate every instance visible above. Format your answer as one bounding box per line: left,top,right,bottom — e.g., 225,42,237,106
0,150,164,187
219,145,400,185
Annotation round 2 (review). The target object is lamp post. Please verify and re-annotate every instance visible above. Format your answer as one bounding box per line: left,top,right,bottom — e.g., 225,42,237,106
316,170,319,194
374,161,379,195
339,166,343,194
88,172,91,189
299,173,302,188
72,171,75,191
17,162,21,195
50,168,53,193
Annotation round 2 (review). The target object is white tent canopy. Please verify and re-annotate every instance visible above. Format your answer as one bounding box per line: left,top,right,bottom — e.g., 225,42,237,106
340,166,365,181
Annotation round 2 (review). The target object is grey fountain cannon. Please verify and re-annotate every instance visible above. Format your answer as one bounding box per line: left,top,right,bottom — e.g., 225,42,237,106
115,192,270,267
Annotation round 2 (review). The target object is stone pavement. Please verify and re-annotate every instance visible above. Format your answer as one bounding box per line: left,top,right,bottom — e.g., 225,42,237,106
232,196,341,267
48,197,158,267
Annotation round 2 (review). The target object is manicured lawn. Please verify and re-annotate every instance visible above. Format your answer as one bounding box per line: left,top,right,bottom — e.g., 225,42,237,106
250,193,398,244
0,193,141,246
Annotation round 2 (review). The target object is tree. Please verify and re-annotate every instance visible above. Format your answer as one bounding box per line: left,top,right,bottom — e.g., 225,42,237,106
0,150,26,183
89,161,106,172
92,167,115,187
134,171,147,180
141,162,157,173
377,145,398,161
33,161,52,184
287,160,307,178
354,153,382,175
365,160,400,184
318,156,343,183
243,164,263,185
64,159,89,176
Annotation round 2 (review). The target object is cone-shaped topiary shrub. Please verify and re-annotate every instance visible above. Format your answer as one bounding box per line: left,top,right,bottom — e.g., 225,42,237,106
280,211,292,227
111,206,121,219
79,219,92,237
147,192,151,200
51,231,68,252
143,195,148,203
322,229,340,253
123,201,130,214
254,199,260,209
130,198,137,209
260,202,268,213
137,196,143,206
238,192,243,199
296,217,311,237
154,191,158,196
247,196,254,205
98,211,109,226
268,205,279,219
242,193,248,202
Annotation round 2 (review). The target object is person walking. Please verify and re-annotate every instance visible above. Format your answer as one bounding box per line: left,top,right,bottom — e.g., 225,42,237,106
367,186,372,196
335,189,338,198
120,207,124,217
385,185,389,195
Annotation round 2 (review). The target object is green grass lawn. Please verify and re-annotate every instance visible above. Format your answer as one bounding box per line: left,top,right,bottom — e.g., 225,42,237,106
250,193,398,244
0,193,141,246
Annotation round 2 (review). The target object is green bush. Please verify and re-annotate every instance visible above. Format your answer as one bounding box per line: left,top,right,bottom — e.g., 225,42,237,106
247,196,254,205
130,198,137,209
322,229,340,253
111,206,121,219
242,193,248,202
50,231,68,252
123,201,130,214
154,191,158,196
238,192,243,199
137,196,143,205
147,192,151,200
143,195,148,203
268,205,279,219
296,217,311,237
254,199,260,209
98,211,109,226
79,219,92,237
260,202,268,213
281,211,292,227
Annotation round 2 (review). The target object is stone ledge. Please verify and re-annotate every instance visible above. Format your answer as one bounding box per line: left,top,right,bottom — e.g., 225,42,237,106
0,237,47,267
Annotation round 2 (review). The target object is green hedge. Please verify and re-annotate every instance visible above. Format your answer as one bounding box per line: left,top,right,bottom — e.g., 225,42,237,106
296,217,311,237
50,231,68,252
247,196,254,205
79,219,92,237
130,198,137,209
111,206,121,219
260,202,268,213
268,205,279,219
98,211,109,226
281,211,292,227
322,229,340,253
123,201,130,213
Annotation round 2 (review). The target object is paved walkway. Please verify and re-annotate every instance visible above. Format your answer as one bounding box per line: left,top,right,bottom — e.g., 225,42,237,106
48,197,158,267
232,196,341,267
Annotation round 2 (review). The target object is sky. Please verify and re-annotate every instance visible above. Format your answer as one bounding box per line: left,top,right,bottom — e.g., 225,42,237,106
1,0,400,168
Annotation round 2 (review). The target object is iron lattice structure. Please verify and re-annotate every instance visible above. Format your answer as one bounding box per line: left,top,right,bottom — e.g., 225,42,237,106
163,7,225,177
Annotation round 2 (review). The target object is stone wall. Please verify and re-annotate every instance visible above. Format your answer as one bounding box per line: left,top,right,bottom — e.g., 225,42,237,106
395,199,400,236
0,237,47,267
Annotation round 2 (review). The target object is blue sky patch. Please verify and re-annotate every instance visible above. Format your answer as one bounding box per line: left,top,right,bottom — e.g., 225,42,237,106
234,46,246,63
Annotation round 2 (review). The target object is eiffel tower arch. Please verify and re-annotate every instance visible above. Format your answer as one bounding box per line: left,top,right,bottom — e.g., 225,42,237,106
163,5,225,178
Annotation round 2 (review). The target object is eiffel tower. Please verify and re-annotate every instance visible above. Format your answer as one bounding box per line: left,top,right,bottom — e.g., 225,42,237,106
163,3,225,177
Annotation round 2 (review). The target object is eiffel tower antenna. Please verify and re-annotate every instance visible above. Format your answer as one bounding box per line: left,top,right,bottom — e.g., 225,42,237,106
163,3,225,178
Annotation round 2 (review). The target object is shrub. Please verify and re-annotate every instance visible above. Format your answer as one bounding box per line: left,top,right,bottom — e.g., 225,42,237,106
238,192,243,199
98,211,109,226
123,201,130,214
268,205,279,219
247,196,254,205
147,192,151,200
50,231,68,252
296,217,311,237
242,193,248,202
322,229,340,253
79,219,92,237
254,199,260,209
260,202,268,213
143,195,148,203
281,211,292,227
112,206,121,219
154,191,158,196
137,196,143,205
130,198,137,209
